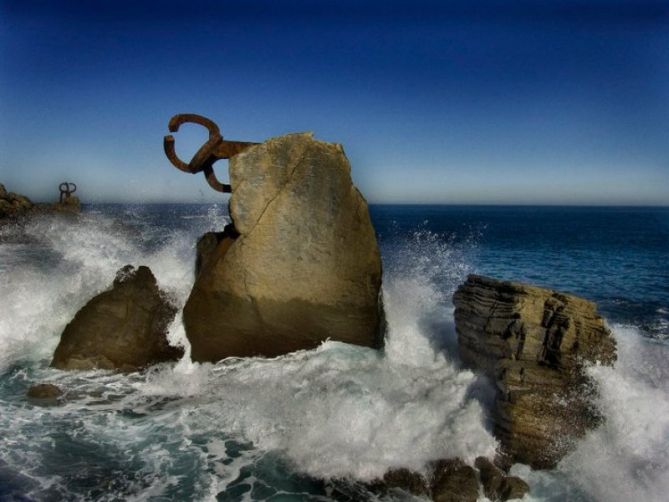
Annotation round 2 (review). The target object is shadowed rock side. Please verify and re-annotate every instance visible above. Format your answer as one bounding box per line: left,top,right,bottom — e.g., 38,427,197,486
52,265,183,371
453,274,617,468
184,132,384,362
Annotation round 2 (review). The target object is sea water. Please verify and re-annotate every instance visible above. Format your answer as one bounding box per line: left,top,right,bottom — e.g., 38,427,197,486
0,204,667,501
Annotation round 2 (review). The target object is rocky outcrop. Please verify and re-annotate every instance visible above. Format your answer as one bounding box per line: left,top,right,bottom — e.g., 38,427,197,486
431,458,479,502
51,265,183,371
183,133,384,362
453,275,617,468
372,458,529,501
377,468,431,497
0,183,34,219
475,457,529,501
27,383,63,400
0,183,82,222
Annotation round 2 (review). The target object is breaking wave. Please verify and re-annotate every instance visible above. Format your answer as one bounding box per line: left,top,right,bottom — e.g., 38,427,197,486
0,207,667,501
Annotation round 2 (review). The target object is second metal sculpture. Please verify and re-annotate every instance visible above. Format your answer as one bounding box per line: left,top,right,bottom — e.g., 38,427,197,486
59,182,77,203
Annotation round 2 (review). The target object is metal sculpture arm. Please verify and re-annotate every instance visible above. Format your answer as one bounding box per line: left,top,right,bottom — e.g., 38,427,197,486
163,114,258,193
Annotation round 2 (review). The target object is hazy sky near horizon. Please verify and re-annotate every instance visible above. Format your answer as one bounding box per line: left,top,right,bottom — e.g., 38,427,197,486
1,0,668,205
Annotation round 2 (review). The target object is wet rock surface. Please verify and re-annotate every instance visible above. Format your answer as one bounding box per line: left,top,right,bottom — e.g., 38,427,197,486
475,457,529,501
371,457,529,501
454,274,617,468
431,458,479,502
26,383,63,400
51,265,182,371
184,133,385,362
368,468,431,497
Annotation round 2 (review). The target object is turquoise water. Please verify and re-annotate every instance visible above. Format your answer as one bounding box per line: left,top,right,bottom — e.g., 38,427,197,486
0,204,667,501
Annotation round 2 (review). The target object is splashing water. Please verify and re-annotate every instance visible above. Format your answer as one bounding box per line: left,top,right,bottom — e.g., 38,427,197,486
0,207,495,500
0,205,668,501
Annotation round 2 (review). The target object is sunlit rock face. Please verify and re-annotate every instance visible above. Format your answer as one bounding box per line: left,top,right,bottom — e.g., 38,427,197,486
184,133,385,362
454,274,617,468
51,265,182,371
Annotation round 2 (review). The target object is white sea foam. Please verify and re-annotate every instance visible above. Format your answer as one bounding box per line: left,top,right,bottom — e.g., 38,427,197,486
1,210,668,501
0,211,206,371
516,324,669,502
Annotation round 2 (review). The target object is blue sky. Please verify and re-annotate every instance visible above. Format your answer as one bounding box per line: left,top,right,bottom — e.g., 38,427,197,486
1,0,668,204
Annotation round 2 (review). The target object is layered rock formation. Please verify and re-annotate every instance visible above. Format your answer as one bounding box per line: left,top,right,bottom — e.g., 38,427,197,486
0,183,34,219
184,133,384,362
52,265,183,371
453,275,617,468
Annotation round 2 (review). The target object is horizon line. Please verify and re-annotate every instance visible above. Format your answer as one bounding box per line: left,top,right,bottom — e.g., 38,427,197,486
38,200,669,208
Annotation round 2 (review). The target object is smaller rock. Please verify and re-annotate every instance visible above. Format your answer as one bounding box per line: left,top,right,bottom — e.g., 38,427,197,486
474,457,529,500
0,183,7,199
499,476,529,501
56,195,81,213
27,383,63,400
475,457,505,500
431,458,479,502
51,265,183,371
381,468,430,497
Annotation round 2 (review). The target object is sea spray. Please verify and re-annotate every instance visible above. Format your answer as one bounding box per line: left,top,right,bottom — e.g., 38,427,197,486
2,205,668,501
513,325,669,502
0,209,497,499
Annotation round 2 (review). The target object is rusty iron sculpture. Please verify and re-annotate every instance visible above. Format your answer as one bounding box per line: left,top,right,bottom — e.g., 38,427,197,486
164,114,258,193
59,182,77,203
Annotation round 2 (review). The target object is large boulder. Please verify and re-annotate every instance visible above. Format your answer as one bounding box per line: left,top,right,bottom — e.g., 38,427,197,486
51,265,183,371
183,133,384,362
453,275,617,468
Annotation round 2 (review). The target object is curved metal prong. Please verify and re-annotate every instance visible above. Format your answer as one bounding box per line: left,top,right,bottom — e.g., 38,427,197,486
164,134,192,172
168,113,220,139
203,164,232,193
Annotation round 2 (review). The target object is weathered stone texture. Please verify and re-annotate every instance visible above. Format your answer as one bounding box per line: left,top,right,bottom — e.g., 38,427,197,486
454,274,616,468
52,265,182,371
184,133,384,362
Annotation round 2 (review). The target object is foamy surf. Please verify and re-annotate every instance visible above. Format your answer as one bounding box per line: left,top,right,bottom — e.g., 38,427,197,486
1,206,668,501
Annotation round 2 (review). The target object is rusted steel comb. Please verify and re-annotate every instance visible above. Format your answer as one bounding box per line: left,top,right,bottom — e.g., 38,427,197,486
164,113,258,193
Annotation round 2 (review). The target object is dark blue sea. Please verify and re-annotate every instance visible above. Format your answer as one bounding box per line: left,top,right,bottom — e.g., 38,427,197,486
1,204,667,501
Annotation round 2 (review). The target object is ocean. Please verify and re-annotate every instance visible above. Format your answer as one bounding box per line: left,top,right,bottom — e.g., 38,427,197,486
0,204,667,501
